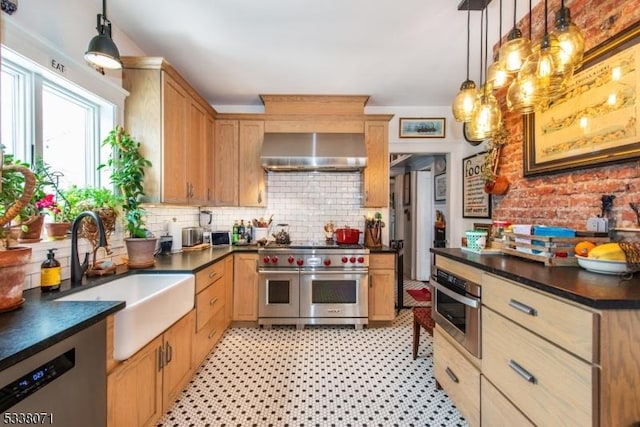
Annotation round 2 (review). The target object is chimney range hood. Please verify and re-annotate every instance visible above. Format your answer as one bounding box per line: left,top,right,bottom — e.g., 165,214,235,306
261,132,367,171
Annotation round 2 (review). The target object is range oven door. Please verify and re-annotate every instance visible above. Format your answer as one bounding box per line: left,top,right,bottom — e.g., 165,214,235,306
258,268,300,318
430,277,481,358
299,269,368,318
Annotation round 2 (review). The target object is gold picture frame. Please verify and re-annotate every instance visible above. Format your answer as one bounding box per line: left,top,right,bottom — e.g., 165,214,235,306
523,21,640,176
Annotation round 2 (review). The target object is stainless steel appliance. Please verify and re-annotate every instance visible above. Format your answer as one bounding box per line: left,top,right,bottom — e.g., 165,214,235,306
258,241,369,329
0,320,107,426
211,230,231,246
430,268,481,358
182,227,203,247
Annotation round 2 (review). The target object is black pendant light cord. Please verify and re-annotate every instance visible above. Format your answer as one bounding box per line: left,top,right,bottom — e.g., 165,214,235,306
466,0,471,80
544,0,548,34
498,0,503,48
483,0,489,96
512,0,517,30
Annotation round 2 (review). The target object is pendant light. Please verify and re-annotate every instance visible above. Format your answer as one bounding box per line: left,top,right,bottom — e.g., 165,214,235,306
552,0,585,70
487,0,514,90
499,0,532,74
515,0,574,111
468,3,502,141
85,0,122,70
452,0,477,122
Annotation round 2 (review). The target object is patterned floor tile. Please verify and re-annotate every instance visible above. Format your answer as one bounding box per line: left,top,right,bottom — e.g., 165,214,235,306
157,310,467,427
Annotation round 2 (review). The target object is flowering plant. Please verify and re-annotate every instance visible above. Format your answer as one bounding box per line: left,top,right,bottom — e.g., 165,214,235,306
36,194,65,222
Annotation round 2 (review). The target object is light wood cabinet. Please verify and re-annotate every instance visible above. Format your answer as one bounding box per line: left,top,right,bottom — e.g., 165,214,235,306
107,310,195,427
205,114,215,204
224,255,234,325
192,259,229,366
363,120,389,207
481,376,534,427
121,56,216,205
233,252,259,321
433,327,480,427
214,119,265,207
368,253,395,321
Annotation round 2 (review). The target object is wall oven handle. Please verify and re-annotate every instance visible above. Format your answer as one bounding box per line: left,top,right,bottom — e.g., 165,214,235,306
430,280,480,308
508,360,537,384
258,268,299,274
300,269,368,275
508,299,538,316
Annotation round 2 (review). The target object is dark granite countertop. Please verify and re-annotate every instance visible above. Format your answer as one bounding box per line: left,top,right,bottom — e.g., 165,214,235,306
431,248,640,310
0,245,248,371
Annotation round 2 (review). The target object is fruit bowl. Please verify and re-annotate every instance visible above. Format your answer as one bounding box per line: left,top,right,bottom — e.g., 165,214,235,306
575,255,629,275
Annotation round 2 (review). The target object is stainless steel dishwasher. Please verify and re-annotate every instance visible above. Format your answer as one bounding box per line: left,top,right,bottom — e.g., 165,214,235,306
0,320,107,427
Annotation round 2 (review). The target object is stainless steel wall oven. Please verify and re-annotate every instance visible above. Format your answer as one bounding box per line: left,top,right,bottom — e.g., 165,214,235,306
430,267,481,358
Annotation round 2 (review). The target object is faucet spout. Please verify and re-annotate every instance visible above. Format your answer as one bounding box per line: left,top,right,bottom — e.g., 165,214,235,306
70,211,108,284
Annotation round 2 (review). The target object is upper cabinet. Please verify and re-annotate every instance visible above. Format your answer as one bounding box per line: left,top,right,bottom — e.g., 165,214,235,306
122,57,216,205
363,119,390,208
213,119,266,207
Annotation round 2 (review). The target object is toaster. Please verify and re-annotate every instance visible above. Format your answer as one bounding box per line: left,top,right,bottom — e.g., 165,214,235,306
182,227,203,247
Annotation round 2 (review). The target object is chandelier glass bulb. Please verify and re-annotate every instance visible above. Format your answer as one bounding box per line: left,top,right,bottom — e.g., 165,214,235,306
452,80,478,122
506,73,541,114
487,56,514,90
553,7,585,70
467,91,502,140
499,28,532,74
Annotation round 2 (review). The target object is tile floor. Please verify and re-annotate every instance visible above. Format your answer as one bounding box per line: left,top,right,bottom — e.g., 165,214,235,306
157,310,467,427
402,278,431,307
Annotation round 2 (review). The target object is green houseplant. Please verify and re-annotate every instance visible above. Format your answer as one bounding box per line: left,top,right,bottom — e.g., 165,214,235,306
100,125,156,268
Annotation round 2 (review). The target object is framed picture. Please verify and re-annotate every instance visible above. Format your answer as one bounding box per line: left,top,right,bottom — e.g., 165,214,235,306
523,22,640,176
399,117,446,138
462,153,491,218
403,172,411,206
434,173,446,202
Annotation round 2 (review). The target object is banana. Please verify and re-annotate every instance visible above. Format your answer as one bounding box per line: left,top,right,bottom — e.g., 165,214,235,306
587,243,626,261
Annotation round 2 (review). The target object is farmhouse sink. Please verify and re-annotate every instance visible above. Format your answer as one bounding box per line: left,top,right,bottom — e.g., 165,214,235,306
56,273,195,361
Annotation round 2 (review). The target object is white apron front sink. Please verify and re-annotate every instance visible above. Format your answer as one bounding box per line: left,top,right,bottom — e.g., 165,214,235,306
56,273,195,360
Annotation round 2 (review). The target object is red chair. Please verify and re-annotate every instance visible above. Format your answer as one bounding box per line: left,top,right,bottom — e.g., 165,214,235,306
412,306,435,359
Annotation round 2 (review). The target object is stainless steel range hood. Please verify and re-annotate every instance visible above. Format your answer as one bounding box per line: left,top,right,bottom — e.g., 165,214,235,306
261,132,367,171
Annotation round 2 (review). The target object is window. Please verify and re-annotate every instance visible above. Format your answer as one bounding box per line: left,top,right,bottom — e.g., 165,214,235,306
1,47,115,189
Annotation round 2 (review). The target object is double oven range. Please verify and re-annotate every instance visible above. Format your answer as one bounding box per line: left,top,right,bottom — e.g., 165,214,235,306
258,241,369,329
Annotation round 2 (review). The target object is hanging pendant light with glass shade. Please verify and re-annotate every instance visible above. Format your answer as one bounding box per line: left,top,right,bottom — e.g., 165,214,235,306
452,0,477,122
514,0,574,111
499,0,532,74
468,3,502,141
487,0,514,90
85,0,122,70
552,0,585,70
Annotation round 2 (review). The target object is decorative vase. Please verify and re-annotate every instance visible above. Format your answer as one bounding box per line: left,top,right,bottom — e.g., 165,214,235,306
0,246,31,311
125,237,158,268
44,222,70,240
18,214,45,243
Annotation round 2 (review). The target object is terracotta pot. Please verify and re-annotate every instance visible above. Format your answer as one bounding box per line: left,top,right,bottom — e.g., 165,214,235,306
125,237,158,268
44,222,70,240
18,214,44,243
484,176,510,195
0,246,32,311
335,228,361,244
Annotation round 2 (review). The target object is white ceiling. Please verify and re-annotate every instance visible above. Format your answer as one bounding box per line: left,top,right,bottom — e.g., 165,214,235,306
108,0,537,110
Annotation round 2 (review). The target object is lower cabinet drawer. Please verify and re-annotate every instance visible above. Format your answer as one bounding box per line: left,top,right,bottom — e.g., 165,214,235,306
195,279,225,331
433,327,480,427
483,308,596,427
481,375,534,427
195,261,226,293
193,308,226,366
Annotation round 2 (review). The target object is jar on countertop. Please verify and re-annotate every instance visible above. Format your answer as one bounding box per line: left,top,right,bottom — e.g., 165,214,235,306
492,220,511,239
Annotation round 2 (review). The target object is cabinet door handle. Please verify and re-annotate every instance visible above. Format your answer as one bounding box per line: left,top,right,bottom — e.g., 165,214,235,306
508,299,537,316
186,182,190,198
257,190,262,204
365,191,369,202
209,271,217,279
207,329,218,339
158,345,164,371
445,367,459,384
209,297,218,306
207,188,211,201
165,342,173,365
509,360,536,384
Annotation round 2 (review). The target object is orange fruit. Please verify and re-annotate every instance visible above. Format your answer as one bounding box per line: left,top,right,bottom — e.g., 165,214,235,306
574,241,596,256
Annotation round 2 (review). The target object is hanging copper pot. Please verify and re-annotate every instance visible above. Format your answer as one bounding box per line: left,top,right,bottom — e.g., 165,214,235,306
484,175,510,195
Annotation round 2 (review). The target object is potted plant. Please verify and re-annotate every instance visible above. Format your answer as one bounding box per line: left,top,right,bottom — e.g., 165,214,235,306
0,150,38,311
99,125,155,268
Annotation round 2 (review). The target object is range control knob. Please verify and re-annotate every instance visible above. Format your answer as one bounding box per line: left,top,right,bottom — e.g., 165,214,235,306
341,256,348,264
288,256,295,264
270,256,279,264
323,258,331,266
349,256,356,263
296,259,304,266
357,256,365,264
263,256,270,264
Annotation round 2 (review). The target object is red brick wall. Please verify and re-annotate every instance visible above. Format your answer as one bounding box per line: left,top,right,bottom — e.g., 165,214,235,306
492,0,640,229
